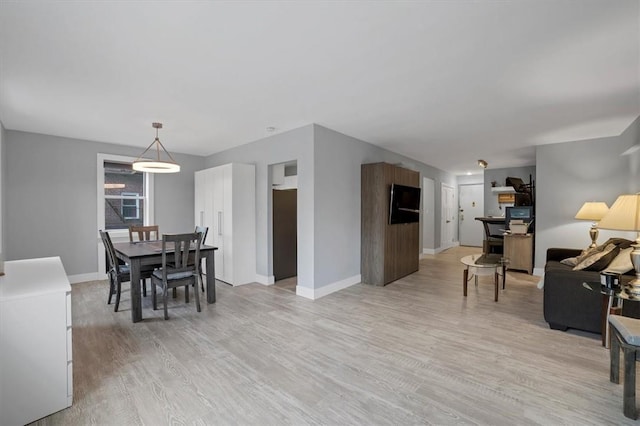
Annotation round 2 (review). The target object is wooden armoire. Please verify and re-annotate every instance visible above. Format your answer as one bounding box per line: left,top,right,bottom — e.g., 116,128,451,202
361,162,420,286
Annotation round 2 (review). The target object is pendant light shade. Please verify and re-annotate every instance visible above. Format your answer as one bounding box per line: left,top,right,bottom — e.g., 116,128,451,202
132,122,180,173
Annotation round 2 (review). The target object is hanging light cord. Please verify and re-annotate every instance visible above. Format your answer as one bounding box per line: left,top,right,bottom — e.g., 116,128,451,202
133,125,178,164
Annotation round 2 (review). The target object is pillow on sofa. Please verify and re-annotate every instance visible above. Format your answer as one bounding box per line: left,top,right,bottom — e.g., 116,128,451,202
601,237,634,250
560,256,579,267
604,247,634,274
573,243,619,271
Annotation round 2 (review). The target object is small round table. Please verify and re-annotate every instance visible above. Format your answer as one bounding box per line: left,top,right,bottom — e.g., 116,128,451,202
461,254,508,302
583,281,640,347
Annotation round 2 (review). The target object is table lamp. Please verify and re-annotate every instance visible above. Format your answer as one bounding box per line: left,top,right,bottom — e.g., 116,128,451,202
574,201,609,248
598,194,640,295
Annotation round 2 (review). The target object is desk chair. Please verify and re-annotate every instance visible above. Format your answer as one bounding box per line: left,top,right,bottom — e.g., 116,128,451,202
195,225,209,292
151,232,202,320
481,221,504,255
128,225,160,296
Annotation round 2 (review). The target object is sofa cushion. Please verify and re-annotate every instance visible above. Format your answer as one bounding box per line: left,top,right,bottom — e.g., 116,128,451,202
573,243,618,271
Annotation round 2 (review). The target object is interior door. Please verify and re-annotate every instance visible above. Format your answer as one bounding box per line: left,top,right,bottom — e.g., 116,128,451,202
211,167,225,282
459,184,484,247
441,184,456,249
273,189,297,280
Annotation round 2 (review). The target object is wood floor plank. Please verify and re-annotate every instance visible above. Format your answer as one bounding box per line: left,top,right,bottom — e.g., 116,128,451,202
29,246,638,425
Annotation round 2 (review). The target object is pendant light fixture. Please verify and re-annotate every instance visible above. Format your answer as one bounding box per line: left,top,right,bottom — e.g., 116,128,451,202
132,122,180,173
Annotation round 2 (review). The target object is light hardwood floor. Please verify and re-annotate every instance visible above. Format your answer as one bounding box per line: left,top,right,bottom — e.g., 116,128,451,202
32,246,637,425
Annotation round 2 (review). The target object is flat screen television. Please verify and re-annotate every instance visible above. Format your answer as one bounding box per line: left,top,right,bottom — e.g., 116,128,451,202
505,205,534,229
389,183,421,224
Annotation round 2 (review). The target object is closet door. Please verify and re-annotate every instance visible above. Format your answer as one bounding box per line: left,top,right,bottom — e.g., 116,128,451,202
211,166,226,282
194,170,205,234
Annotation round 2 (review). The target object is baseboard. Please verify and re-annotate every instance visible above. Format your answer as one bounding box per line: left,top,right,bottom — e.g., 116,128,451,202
296,274,361,300
255,274,275,285
69,272,102,284
533,267,544,277
422,248,437,255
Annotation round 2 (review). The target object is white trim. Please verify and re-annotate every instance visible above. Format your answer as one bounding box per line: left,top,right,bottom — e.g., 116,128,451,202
255,274,275,285
422,248,437,255
533,267,544,277
68,272,102,284
97,153,155,277
296,274,361,300
439,241,460,251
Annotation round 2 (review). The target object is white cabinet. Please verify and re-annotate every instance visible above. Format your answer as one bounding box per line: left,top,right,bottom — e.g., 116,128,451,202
195,163,256,285
0,257,73,426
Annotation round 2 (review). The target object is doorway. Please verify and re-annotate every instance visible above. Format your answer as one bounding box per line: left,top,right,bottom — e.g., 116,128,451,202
272,161,298,292
458,184,484,247
441,183,456,249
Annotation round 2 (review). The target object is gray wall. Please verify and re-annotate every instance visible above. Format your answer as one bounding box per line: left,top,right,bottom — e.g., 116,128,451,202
483,166,536,217
535,116,640,271
203,125,315,287
4,130,205,276
204,123,456,291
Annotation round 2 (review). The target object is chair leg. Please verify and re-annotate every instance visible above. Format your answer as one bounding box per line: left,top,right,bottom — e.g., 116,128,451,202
142,279,147,297
195,279,201,312
623,346,638,419
163,284,169,320
114,278,121,312
611,332,620,384
173,288,177,299
107,273,115,305
152,279,157,310
185,285,189,303
200,271,205,292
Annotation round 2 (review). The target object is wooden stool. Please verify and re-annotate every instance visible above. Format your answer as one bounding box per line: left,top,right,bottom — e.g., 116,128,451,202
609,314,640,419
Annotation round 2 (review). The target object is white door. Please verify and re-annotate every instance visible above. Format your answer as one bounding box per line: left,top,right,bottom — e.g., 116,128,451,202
441,184,456,249
211,167,226,282
459,184,484,247
422,177,435,253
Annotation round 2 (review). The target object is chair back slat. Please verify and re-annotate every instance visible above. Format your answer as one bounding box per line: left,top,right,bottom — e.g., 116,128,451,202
129,225,159,242
195,225,209,245
160,233,202,277
100,230,121,274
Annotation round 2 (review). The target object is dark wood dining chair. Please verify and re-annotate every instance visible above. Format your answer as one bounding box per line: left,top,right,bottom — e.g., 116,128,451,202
128,225,160,242
128,224,160,296
100,230,131,312
195,225,209,292
151,232,202,320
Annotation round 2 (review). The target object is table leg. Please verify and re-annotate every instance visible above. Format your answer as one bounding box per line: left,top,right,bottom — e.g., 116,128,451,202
494,270,499,302
130,259,142,323
601,293,616,348
502,264,506,289
206,250,216,304
463,267,468,297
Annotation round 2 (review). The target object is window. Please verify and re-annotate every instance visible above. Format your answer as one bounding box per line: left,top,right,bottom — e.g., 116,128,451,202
98,155,154,231
121,192,141,220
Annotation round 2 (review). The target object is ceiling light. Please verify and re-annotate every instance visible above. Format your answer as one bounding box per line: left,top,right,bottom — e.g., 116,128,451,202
478,159,488,168
132,122,180,173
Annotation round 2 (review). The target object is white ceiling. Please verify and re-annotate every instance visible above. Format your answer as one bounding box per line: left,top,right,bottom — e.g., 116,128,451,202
1,1,638,175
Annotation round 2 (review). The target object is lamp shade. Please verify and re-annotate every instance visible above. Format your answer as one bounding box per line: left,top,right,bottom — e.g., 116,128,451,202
598,194,640,231
574,202,609,221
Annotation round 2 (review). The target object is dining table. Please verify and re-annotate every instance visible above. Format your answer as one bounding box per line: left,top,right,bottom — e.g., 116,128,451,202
113,240,217,323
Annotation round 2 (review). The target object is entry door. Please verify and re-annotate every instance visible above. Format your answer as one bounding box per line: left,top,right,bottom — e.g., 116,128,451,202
273,189,297,280
459,184,484,247
441,184,456,248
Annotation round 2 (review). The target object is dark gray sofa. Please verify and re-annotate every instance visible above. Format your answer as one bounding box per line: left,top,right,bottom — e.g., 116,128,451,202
543,246,639,334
